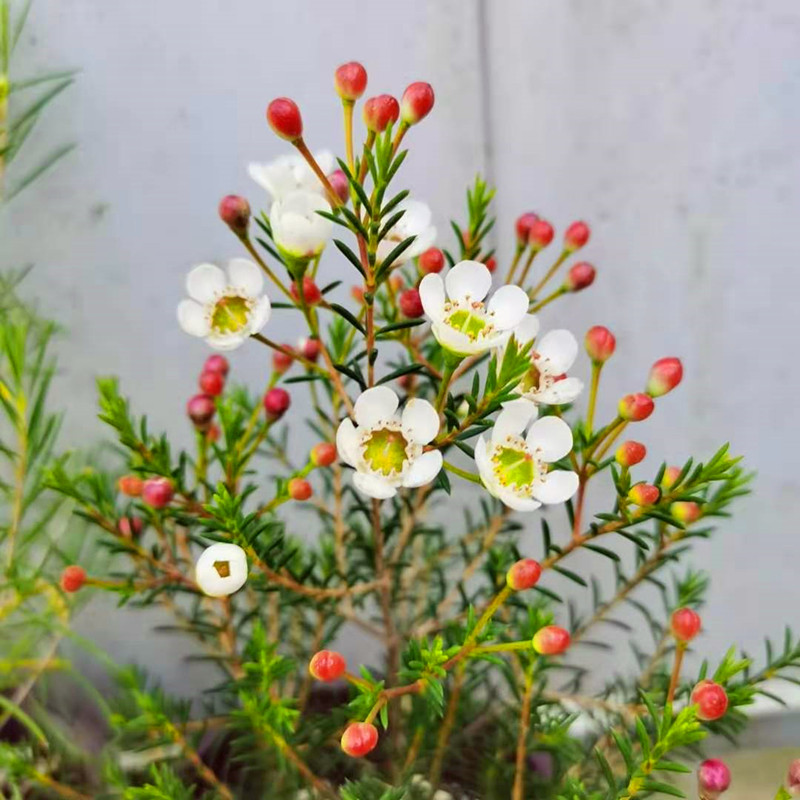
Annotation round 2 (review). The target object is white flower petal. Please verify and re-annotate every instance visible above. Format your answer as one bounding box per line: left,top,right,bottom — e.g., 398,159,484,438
248,295,271,334
492,399,538,444
187,263,226,303
354,386,399,428
434,322,478,356
532,470,579,504
536,377,584,405
227,258,264,297
409,225,437,258
488,285,529,331
515,313,540,344
205,331,248,351
336,419,360,466
526,415,574,462
497,488,543,512
475,436,493,482
536,329,579,374
402,450,443,488
445,261,492,303
419,274,446,322
401,398,440,444
353,471,397,499
177,299,210,337
195,543,248,597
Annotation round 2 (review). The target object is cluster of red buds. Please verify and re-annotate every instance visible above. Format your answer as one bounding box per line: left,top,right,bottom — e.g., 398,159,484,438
187,354,229,442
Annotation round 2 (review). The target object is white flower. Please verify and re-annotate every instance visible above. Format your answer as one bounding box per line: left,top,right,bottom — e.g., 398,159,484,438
177,259,271,351
513,315,584,406
336,386,443,499
248,150,335,202
376,200,436,266
195,542,248,597
475,399,578,512
420,261,529,357
270,190,333,259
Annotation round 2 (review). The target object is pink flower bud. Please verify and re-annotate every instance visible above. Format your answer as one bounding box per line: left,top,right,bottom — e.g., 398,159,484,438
328,169,350,204
267,97,303,141
298,337,321,362
529,219,554,250
273,347,294,374
615,441,646,467
334,61,368,101
671,607,702,643
291,276,322,305
288,477,312,501
671,501,701,524
118,516,143,540
264,388,290,420
698,759,731,798
199,370,225,397
585,325,616,363
309,649,346,681
565,261,596,292
564,221,590,251
204,355,230,376
647,357,684,397
363,94,399,133
311,442,337,467
515,212,540,245
399,288,424,318
661,465,682,490
484,256,497,273
142,477,174,509
691,680,728,721
618,393,655,422
419,247,445,274
341,722,378,758
400,81,435,125
218,195,250,235
533,626,571,655
61,565,87,593
627,483,660,506
506,559,542,591
186,394,216,428
787,759,800,795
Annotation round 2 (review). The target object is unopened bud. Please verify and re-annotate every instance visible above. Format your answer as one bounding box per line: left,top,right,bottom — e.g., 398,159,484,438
199,369,225,397
334,61,367,102
264,388,291,420
309,649,346,681
532,625,571,655
660,465,682,490
671,607,702,643
419,247,445,274
272,347,294,374
118,516,143,540
618,393,654,422
363,94,399,133
615,441,646,467
565,261,596,292
506,559,542,591
288,477,312,501
399,288,424,318
187,394,216,428
291,276,322,305
515,212,540,246
628,483,660,506
484,255,497,273
267,97,303,141
117,474,143,497
564,221,590,252
698,758,731,798
529,219,554,250
311,442,337,467
671,501,701,524
204,354,229,376
400,82,435,125
218,195,251,235
787,759,800,795
647,357,684,397
142,477,174,509
328,169,350,204
298,337,321,362
61,565,87,593
585,325,616,363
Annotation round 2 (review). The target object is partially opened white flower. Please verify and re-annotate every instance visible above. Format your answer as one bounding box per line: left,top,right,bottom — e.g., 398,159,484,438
248,150,335,201
513,315,584,406
177,259,271,351
476,399,578,512
270,190,333,260
336,387,443,499
420,261,528,357
376,200,436,266
195,542,248,597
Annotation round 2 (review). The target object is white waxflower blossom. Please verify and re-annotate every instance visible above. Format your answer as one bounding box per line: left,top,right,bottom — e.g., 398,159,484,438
475,399,578,512
195,542,248,597
512,315,584,406
248,150,335,202
270,190,333,260
177,259,271,351
420,261,528,357
376,200,436,266
336,387,443,499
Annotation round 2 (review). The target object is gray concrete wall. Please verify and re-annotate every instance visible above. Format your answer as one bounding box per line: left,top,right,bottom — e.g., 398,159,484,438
4,0,800,709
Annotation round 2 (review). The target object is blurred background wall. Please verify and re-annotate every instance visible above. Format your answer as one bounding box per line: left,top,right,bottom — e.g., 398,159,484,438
4,0,800,715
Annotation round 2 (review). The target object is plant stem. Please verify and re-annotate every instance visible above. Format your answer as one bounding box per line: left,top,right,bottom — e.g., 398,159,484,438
342,100,355,173
293,137,341,207
429,665,464,787
238,235,294,300
528,248,569,298
585,362,602,435
442,459,481,484
529,285,567,313
667,642,686,703
435,360,457,412
505,244,525,284
512,663,536,800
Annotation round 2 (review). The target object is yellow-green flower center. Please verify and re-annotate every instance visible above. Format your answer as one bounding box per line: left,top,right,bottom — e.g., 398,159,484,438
446,308,488,341
362,427,409,476
213,560,231,578
492,445,536,489
211,295,251,334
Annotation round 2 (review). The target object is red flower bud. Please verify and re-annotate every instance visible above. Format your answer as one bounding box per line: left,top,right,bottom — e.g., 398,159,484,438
661,465,681,490
506,559,542,591
787,759,800,794
118,516,143,540
400,82,434,125
266,97,303,141
647,357,684,397
298,337,321,362
585,325,616,363
691,680,729,721
311,442,337,467
618,393,654,422
418,247,445,274
671,607,702,643
334,61,368,102
218,195,251,236
698,758,731,798
272,347,294,374
529,219,554,250
484,256,497,273
199,370,225,397
399,288,424,318
363,94,399,133
142,477,174,509
187,394,216,428
117,474,143,497
671,501,701,524
309,649,347,681
264,388,291,420
328,169,350,204
627,483,660,506
533,625,571,656
515,212,540,245
204,355,230,376
291,276,322,305
60,565,87,593
564,221,590,251
206,423,220,444
288,478,312,501
565,261,596,292
341,722,379,758
615,441,647,467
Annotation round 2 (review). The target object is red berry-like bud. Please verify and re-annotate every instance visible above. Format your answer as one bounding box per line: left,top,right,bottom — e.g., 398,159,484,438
118,516,143,540
291,276,322,305
273,347,294,374
647,357,684,397
419,247,445,274
615,441,647,467
564,221,590,252
264,388,291,420
206,423,220,444
484,256,497,273
311,442,337,467
506,559,542,591
399,288,424,318
309,649,347,682
628,483,660,506
787,759,800,794
661,465,682,490
515,212,540,245
117,474,143,497
199,370,225,397
334,61,368,102
142,477,174,509
585,325,616,363
187,394,216,428
60,565,86,593
218,195,251,236
691,680,729,721
618,393,655,422
266,97,303,141
298,337,321,362
204,355,230,377
341,722,378,758
363,94,399,133
400,82,434,125
529,219,554,250
288,478,312,501
698,758,731,798
328,169,350,204
533,626,571,655
565,262,596,292
671,607,702,643
671,501,701,524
